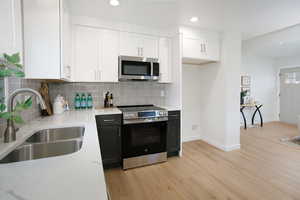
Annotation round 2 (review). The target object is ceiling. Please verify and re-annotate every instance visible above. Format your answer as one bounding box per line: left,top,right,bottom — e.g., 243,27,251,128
68,0,300,40
243,24,300,59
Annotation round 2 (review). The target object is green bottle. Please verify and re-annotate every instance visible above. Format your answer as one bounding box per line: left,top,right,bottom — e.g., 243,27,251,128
80,93,87,109
87,94,93,109
75,93,81,110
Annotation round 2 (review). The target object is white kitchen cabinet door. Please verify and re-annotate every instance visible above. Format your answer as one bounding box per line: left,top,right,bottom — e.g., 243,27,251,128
74,26,100,82
120,32,158,58
182,35,220,65
120,32,140,57
140,35,159,58
23,0,61,79
205,36,220,61
0,0,22,55
159,37,172,83
182,37,207,61
60,0,72,81
101,30,119,82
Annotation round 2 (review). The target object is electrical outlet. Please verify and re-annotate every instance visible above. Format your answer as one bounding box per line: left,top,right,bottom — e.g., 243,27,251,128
192,124,198,131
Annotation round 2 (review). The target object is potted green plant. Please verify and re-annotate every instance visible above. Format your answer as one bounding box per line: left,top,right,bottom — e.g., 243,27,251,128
0,53,32,124
240,90,248,105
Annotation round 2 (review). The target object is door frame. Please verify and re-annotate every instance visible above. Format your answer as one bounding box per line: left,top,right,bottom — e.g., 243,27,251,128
277,64,300,122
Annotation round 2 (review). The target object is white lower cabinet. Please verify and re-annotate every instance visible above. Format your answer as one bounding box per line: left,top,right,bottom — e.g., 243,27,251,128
73,26,119,82
159,37,172,83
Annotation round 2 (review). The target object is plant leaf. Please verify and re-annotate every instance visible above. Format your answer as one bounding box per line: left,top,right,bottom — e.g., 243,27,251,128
13,70,25,77
0,104,6,112
0,69,13,77
24,97,33,108
12,115,24,124
0,112,13,120
4,53,20,64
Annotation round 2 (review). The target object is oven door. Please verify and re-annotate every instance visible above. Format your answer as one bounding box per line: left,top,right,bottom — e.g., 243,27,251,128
119,56,152,80
122,121,167,159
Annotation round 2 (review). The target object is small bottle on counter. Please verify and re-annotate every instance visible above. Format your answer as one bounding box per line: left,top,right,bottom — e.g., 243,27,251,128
80,93,87,109
104,91,110,108
109,93,114,107
75,93,81,110
87,93,93,109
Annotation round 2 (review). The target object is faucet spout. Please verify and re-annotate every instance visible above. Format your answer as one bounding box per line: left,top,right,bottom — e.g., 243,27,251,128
4,88,47,143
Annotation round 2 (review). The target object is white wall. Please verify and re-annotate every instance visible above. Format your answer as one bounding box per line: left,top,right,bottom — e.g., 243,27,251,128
182,65,203,142
182,30,241,151
241,46,279,124
275,55,300,69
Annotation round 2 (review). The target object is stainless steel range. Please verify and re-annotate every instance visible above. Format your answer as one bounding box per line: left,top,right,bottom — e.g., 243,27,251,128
117,105,168,169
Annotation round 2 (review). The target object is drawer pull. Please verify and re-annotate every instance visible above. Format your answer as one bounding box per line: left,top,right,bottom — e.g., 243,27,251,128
103,119,115,122
169,115,179,117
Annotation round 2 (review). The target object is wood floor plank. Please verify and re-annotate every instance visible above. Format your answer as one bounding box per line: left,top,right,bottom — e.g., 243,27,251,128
105,122,300,200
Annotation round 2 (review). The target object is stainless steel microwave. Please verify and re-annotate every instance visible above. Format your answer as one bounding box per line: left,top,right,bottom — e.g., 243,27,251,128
119,56,159,81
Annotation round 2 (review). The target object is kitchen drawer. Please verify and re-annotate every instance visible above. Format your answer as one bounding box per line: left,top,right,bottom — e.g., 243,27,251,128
96,114,122,126
168,111,180,120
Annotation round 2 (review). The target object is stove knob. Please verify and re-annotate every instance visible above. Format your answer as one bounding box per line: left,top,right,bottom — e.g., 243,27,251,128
144,148,148,152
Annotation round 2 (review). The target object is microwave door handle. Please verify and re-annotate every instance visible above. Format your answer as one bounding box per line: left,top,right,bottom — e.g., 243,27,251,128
151,61,154,77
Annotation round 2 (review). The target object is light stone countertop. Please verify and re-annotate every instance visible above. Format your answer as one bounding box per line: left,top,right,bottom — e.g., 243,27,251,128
0,109,118,200
158,105,181,111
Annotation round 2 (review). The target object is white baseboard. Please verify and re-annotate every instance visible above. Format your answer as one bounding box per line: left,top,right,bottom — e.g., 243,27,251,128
200,136,241,152
224,144,241,151
182,135,202,142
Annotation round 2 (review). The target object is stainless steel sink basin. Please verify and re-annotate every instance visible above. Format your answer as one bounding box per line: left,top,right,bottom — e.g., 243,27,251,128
26,127,85,143
0,127,85,164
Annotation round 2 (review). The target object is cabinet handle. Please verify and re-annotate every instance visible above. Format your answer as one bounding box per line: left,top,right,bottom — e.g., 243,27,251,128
104,119,115,122
169,115,179,117
204,44,206,52
94,70,97,80
141,48,143,57
137,47,140,56
118,128,121,137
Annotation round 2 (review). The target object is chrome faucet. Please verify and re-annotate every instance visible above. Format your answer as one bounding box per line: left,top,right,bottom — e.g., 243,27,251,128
4,88,47,143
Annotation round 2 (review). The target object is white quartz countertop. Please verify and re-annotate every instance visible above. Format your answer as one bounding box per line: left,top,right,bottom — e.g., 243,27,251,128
0,109,116,200
159,105,181,111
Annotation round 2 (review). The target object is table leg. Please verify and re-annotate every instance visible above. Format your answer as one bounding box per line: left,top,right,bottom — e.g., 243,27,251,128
240,107,247,129
251,105,263,127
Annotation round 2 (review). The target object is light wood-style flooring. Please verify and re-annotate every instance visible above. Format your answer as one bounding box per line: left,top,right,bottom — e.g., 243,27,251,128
105,122,300,200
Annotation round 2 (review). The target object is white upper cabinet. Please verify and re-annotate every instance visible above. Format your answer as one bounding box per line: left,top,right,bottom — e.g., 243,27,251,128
182,33,220,65
0,0,22,55
74,26,100,82
73,26,119,82
120,32,158,58
159,37,172,83
22,0,71,80
60,0,72,80
101,29,119,82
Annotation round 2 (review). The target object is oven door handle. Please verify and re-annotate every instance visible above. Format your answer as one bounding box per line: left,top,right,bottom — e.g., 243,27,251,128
123,117,168,125
103,119,115,122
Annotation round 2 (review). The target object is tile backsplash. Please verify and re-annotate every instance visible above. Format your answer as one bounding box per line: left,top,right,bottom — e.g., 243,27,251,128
0,80,168,138
49,82,167,108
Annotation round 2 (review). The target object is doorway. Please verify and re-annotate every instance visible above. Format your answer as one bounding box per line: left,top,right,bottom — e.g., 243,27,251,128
279,67,300,124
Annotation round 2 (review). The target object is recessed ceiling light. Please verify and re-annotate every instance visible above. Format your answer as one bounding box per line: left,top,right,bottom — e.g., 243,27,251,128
110,0,120,6
190,17,198,22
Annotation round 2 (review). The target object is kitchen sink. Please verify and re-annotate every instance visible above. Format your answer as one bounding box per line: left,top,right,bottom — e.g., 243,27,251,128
0,127,85,164
26,127,85,143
